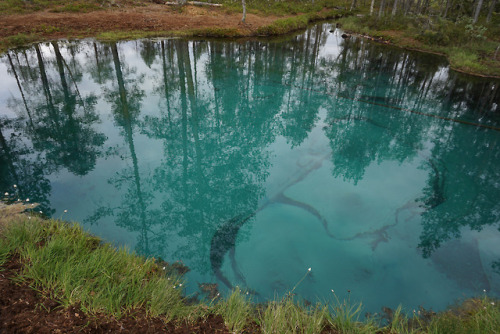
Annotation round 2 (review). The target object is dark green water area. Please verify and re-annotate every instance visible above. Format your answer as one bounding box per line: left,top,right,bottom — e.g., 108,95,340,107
1,23,500,314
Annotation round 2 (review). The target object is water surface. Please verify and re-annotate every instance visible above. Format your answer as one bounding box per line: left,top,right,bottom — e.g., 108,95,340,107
1,23,500,314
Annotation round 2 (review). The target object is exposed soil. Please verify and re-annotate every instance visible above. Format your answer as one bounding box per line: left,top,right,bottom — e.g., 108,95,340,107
0,254,231,334
0,4,280,41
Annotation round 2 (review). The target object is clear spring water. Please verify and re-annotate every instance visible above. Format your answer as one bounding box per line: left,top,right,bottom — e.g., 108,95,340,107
1,23,500,314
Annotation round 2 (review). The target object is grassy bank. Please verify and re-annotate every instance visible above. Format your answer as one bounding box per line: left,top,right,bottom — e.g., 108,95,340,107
338,13,500,78
1,206,499,333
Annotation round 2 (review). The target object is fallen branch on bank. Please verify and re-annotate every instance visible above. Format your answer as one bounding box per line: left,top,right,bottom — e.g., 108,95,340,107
164,1,222,6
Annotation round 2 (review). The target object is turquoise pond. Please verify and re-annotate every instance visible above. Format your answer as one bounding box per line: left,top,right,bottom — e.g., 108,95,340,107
1,23,500,314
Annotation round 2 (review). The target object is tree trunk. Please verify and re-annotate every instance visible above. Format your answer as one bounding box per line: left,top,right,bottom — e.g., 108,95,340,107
442,0,451,17
405,0,415,14
392,0,399,16
473,0,484,23
422,0,430,13
241,0,246,23
457,0,464,16
370,0,375,15
415,0,422,14
378,0,386,18
487,0,497,22
350,0,357,11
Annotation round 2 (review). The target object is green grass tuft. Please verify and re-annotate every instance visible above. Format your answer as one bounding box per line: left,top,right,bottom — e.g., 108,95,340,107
428,297,500,334
257,15,310,35
215,287,253,332
2,217,190,319
5,33,39,48
258,297,330,334
328,291,378,333
50,3,102,13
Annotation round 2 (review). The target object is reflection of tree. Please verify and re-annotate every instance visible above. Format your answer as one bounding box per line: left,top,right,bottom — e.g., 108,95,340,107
320,37,432,184
86,42,157,254
0,117,52,214
141,39,278,275
2,43,107,213
86,42,114,85
280,25,328,147
417,123,500,260
50,42,106,175
23,43,105,176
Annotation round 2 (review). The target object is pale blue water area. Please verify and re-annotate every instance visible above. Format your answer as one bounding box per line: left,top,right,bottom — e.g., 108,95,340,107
1,23,500,315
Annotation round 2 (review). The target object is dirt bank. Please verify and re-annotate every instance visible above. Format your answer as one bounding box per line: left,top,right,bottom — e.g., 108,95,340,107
0,4,279,42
